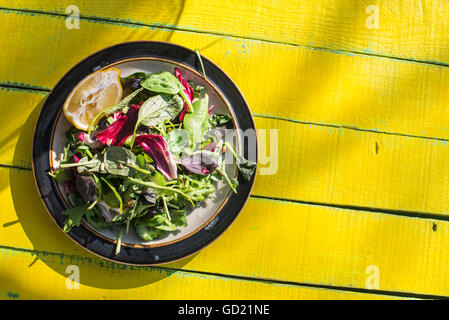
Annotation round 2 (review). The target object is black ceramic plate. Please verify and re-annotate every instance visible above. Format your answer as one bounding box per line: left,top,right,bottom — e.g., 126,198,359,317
32,41,257,265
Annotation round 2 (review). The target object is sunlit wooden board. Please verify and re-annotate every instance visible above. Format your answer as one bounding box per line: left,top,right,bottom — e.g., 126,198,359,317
3,88,449,215
4,0,449,64
0,10,449,140
2,247,403,300
0,167,445,297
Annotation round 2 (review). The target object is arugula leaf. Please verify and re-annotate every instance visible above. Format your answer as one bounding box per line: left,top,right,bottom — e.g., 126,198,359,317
88,87,144,133
62,204,92,232
236,157,257,181
216,166,238,193
104,146,137,177
170,210,187,227
135,222,166,241
187,80,204,99
128,177,194,206
210,114,232,127
134,212,169,241
183,94,209,144
223,142,257,181
50,169,72,182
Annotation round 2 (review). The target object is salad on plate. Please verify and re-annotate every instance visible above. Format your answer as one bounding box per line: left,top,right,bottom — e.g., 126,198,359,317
49,65,256,254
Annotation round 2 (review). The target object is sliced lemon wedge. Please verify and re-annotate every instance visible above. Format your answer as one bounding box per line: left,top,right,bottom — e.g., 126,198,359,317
63,67,123,131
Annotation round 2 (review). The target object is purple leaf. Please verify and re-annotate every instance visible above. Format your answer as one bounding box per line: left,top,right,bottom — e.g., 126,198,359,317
174,68,194,122
134,135,178,180
180,152,218,175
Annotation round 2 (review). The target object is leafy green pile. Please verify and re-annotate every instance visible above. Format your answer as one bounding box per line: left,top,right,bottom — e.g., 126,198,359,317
49,68,256,254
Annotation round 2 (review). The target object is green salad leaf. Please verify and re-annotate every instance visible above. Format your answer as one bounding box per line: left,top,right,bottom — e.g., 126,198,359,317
183,94,209,144
104,146,137,177
138,94,183,127
62,204,92,232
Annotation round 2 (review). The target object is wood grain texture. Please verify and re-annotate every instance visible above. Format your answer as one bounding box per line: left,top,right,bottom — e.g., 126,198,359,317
4,0,449,64
1,10,449,140
1,1,448,299
0,167,446,297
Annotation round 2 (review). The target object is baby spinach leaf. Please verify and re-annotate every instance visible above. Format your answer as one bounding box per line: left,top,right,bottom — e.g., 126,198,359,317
183,94,209,144
140,71,193,112
140,71,183,95
75,155,102,175
104,146,137,177
165,129,189,155
130,94,183,147
139,94,183,127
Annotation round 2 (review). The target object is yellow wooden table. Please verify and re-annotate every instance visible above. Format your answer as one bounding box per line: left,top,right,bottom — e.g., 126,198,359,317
2,0,449,300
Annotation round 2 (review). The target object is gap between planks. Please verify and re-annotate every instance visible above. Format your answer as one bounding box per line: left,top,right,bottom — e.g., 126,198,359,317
0,6,449,70
0,243,440,299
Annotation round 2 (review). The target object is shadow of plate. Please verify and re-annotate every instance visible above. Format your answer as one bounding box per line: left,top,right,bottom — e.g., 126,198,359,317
9,96,197,290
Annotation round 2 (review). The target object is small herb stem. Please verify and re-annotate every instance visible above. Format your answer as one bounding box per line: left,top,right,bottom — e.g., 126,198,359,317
179,89,193,113
60,160,98,168
101,177,123,214
216,167,237,193
87,174,102,210
195,49,207,79
115,226,124,255
118,160,153,175
128,177,194,207
224,142,239,160
162,196,171,221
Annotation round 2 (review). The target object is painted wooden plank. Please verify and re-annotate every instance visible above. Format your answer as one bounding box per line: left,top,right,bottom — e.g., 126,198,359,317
1,11,449,140
1,248,397,300
0,167,445,297
4,0,449,65
4,88,449,215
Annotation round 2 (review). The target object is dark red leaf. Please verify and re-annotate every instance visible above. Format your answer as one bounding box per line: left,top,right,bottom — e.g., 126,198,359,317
134,134,177,180
95,104,140,146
